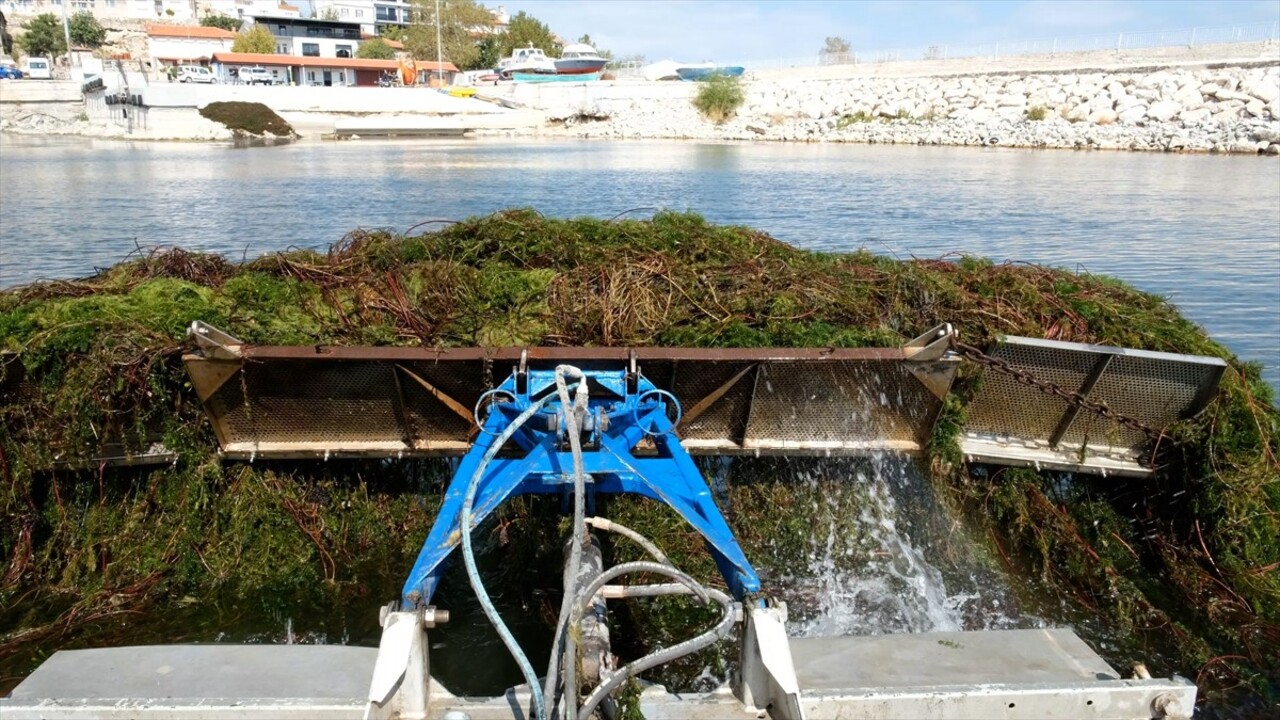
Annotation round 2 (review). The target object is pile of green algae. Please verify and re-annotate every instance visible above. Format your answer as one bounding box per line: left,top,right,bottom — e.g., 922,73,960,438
0,210,1276,713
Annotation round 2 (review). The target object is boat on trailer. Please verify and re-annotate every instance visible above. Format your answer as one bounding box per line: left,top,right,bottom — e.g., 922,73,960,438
2,321,1220,719
554,44,608,76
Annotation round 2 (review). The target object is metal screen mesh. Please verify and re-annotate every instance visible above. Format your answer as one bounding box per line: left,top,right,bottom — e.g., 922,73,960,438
190,354,955,458
962,337,1225,475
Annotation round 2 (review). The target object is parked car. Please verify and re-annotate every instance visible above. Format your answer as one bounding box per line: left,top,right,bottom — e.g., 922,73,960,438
238,66,275,85
177,65,217,84
21,57,51,79
0,64,22,80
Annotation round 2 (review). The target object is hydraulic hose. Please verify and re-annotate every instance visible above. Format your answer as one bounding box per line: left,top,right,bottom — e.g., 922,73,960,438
576,588,737,720
462,387,567,720
543,365,590,719
585,517,672,566
565,561,714,719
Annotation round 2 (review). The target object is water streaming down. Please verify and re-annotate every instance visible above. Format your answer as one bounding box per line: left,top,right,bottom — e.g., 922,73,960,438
778,455,1029,639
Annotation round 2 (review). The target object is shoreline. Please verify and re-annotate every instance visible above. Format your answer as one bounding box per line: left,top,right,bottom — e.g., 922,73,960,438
2,57,1277,155
5,112,1279,155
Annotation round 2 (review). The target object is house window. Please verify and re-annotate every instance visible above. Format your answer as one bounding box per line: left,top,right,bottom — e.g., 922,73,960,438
302,43,320,57
338,72,345,83
308,71,316,82
105,0,116,7
340,7,348,15
277,24,287,33
276,43,289,54
336,45,352,58
355,9,363,16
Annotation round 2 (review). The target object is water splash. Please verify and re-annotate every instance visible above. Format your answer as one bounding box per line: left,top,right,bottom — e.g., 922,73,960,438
782,455,1024,638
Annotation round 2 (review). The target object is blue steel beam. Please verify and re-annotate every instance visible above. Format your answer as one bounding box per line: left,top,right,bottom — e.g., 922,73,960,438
400,369,762,606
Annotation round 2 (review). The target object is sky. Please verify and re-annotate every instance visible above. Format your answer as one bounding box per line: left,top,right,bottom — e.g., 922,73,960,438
498,0,1280,64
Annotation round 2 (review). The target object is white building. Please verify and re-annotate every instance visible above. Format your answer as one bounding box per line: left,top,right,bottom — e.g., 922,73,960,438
371,0,407,34
146,22,234,64
248,14,362,59
311,0,374,36
2,0,297,21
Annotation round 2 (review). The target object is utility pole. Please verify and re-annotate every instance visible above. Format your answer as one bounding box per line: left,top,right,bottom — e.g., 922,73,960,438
60,0,73,68
434,0,443,87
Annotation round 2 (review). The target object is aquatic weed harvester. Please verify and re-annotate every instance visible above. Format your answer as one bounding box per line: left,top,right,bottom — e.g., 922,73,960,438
3,317,1225,720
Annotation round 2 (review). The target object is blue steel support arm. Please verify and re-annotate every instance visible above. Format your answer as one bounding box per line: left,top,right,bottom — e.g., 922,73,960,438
400,369,763,608
400,409,556,606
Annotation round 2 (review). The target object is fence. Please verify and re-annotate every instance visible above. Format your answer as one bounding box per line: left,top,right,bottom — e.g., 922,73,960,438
716,21,1280,73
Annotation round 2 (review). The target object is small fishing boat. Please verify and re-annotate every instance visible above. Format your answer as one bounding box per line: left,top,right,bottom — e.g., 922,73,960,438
497,46,557,80
677,64,746,81
555,43,608,75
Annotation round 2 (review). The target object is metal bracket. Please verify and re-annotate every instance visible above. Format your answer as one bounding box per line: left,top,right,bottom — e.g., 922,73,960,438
187,321,244,360
400,367,762,606
738,603,806,720
902,324,958,401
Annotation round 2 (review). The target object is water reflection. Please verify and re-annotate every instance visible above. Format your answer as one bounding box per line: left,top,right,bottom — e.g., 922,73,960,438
1,136,1276,388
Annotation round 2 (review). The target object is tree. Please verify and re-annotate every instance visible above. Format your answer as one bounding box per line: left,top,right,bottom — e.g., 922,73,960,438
231,24,275,54
475,35,500,69
821,36,852,64
499,11,560,58
69,11,105,48
575,32,611,60
319,8,340,21
18,13,66,58
356,37,395,59
403,0,495,70
201,14,242,32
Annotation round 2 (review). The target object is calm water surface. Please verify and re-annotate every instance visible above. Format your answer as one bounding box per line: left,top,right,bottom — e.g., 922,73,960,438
2,136,1277,388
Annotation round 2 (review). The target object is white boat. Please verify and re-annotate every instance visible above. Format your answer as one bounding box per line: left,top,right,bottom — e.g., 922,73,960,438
555,43,608,75
497,46,556,80
641,59,682,81
642,60,717,82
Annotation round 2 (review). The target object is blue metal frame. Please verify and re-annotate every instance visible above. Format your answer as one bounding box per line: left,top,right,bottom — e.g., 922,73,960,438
401,368,761,606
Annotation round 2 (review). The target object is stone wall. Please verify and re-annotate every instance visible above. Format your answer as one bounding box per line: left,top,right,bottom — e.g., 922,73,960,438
526,63,1280,154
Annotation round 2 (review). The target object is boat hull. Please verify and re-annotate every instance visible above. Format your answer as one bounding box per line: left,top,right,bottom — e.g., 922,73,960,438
677,65,745,81
512,71,601,83
555,58,608,75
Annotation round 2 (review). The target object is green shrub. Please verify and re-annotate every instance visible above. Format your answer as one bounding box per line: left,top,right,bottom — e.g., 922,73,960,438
692,73,744,125
1025,105,1048,121
836,110,874,128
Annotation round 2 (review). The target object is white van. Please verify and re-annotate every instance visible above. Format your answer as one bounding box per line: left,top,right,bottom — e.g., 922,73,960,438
177,65,217,84
22,57,52,79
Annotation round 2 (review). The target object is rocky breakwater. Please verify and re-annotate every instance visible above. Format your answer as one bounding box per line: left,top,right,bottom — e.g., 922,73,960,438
553,64,1280,154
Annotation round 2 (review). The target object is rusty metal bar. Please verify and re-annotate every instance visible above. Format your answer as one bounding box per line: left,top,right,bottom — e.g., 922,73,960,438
1048,352,1114,449
182,322,962,461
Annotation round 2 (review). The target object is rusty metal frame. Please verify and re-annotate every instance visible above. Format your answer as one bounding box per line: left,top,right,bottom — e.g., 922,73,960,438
183,321,961,461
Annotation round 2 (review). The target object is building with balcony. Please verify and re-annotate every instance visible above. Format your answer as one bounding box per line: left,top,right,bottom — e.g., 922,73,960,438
247,14,364,58
311,0,373,35
371,0,407,34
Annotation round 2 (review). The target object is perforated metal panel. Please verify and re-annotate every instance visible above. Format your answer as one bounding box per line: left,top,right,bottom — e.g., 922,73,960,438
183,327,961,460
961,336,1226,477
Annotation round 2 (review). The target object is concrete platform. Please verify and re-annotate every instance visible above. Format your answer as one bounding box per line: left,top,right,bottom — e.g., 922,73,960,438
792,629,1195,719
1,630,1195,720
3,645,376,719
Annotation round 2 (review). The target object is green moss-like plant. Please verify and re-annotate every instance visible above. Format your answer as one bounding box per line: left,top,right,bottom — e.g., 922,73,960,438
1,211,1276,711
199,101,295,137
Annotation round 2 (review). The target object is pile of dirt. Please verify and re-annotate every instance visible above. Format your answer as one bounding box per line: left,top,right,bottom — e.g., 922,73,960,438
1,210,1275,710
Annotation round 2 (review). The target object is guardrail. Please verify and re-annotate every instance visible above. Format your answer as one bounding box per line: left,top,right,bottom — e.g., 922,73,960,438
717,21,1280,73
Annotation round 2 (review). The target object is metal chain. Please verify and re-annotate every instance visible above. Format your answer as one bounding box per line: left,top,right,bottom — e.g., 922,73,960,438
951,340,1163,439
